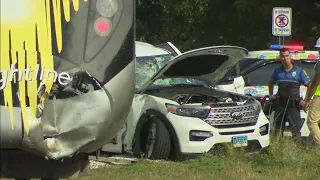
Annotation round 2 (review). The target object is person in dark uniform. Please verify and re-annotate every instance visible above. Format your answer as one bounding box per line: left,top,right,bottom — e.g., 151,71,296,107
268,48,311,138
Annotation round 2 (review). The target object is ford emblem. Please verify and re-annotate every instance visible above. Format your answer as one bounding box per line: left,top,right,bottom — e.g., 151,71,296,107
231,111,243,120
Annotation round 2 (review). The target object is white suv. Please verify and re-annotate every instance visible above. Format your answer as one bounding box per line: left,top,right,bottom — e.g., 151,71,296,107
102,44,270,160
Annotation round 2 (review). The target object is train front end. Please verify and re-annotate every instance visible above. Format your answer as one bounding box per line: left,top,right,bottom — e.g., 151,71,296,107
0,0,135,160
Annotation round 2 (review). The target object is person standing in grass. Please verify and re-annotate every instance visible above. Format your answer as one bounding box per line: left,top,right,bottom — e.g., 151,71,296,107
268,48,311,139
303,37,320,148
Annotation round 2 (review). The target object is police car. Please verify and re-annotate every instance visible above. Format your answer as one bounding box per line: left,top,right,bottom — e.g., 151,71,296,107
225,44,319,136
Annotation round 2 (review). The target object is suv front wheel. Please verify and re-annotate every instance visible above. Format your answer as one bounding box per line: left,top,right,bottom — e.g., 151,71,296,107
142,117,171,160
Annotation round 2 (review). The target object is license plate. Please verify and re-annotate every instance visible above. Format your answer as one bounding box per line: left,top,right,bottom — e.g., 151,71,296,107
232,136,248,147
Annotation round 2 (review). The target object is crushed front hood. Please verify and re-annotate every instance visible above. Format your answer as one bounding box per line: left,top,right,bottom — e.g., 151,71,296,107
137,46,248,92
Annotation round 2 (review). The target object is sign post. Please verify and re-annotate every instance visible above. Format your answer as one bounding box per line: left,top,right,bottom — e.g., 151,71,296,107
272,7,292,45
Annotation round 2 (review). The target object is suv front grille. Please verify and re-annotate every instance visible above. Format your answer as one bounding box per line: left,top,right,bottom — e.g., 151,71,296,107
204,104,259,127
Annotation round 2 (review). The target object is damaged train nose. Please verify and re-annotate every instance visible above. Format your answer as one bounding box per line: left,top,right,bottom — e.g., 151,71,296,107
33,71,116,159
0,0,135,160
1,62,134,160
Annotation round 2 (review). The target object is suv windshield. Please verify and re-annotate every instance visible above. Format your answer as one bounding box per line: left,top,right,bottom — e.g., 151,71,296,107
136,54,174,89
148,77,210,90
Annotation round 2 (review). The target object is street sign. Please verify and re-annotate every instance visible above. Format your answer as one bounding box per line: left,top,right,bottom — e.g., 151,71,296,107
272,7,292,36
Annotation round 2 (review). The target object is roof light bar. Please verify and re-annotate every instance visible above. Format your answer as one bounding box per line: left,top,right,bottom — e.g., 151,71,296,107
270,45,304,51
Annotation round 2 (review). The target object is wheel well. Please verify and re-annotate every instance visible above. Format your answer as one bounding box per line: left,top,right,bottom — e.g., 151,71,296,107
139,119,151,151
145,109,181,159
131,109,181,159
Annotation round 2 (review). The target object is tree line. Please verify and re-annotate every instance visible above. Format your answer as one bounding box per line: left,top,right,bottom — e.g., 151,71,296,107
136,0,320,52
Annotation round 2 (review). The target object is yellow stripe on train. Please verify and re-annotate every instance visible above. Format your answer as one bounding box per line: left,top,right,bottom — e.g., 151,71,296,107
0,0,86,135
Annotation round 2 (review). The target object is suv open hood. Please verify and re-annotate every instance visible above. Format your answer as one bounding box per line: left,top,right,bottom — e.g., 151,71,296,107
137,46,248,92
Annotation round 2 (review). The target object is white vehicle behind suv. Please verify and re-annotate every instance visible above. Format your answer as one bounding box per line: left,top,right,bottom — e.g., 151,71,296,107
102,44,270,160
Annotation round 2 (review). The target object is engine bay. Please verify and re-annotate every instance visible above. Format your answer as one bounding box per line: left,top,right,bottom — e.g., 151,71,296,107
174,93,245,107
145,86,247,106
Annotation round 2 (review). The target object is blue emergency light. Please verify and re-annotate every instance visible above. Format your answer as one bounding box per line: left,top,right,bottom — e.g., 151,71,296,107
270,45,282,49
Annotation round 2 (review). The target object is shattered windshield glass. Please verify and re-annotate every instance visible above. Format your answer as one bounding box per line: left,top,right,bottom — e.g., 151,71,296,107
149,77,210,89
136,54,174,88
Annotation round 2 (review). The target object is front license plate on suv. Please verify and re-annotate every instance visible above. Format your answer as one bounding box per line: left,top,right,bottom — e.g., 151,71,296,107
232,136,248,147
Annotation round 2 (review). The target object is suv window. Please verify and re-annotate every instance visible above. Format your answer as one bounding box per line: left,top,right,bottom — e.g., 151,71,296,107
243,62,281,86
221,66,236,80
239,58,260,71
220,63,241,83
223,58,260,78
220,58,260,82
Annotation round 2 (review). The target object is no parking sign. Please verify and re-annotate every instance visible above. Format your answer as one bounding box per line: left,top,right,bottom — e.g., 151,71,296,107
272,7,292,36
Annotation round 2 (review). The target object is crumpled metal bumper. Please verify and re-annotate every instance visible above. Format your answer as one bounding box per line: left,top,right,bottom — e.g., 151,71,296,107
25,81,112,159
1,65,135,160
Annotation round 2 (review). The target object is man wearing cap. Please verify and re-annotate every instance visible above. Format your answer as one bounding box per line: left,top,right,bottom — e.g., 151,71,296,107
268,48,311,139
304,37,320,148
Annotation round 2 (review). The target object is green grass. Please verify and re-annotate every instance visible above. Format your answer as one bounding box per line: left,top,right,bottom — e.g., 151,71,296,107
79,137,320,180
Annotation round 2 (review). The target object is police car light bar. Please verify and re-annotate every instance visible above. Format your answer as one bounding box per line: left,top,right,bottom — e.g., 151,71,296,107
270,45,304,51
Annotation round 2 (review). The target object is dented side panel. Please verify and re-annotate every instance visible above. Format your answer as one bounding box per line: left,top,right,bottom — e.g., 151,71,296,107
20,61,135,159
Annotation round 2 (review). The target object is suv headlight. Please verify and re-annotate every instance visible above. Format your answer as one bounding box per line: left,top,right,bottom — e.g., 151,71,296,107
166,104,211,118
